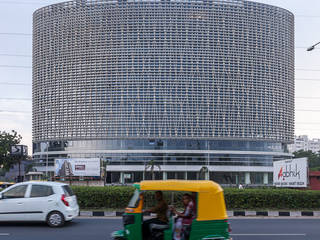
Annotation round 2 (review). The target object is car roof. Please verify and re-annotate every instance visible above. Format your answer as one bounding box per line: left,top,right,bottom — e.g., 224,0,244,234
12,181,69,187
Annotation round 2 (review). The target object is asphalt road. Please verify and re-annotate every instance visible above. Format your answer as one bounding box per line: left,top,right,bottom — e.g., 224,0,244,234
0,217,319,240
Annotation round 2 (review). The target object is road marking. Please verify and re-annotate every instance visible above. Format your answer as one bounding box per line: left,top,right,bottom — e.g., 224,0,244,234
231,233,306,236
0,233,10,236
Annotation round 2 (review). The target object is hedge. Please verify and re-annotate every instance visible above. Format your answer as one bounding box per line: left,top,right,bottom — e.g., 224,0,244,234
71,186,134,209
71,186,320,210
71,186,186,209
224,188,320,210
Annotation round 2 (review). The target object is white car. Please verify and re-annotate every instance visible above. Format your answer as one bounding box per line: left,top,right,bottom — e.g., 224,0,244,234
0,181,79,227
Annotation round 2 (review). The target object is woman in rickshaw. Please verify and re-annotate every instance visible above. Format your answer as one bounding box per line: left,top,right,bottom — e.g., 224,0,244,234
170,193,196,240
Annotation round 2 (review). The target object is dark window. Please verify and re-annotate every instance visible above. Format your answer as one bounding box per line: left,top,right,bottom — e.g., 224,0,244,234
3,185,27,199
62,185,74,196
30,185,54,197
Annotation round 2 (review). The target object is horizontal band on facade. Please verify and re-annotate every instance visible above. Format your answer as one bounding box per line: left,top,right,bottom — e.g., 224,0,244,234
33,149,293,156
35,165,273,172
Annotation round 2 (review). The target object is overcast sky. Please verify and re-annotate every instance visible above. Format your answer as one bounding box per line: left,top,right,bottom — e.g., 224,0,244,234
0,0,320,154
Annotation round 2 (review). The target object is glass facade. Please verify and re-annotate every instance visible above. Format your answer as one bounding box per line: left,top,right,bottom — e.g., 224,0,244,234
32,0,294,184
33,139,288,167
33,139,287,153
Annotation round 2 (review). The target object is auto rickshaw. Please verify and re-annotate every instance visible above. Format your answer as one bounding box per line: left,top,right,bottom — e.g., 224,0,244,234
112,180,231,240
0,182,15,190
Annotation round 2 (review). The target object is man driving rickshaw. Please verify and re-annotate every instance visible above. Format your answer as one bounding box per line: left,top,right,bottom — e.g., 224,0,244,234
112,180,232,240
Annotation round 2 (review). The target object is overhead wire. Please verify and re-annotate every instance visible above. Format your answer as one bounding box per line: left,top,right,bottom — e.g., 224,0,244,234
0,82,31,86
0,1,53,5
0,65,31,68
0,54,31,57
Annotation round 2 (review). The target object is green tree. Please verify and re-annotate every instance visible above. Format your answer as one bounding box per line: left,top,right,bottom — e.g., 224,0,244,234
198,166,209,180
144,160,161,180
101,159,110,185
293,150,320,170
0,130,23,171
24,161,36,174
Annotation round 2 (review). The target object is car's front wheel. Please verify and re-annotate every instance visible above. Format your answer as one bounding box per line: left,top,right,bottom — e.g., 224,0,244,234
46,211,65,227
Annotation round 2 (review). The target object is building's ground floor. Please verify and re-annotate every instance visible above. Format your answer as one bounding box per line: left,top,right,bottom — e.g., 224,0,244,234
32,138,292,185
35,165,273,185
105,167,273,185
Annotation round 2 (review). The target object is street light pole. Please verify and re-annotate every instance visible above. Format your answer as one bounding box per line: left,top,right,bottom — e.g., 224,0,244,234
18,155,22,182
307,41,320,51
46,142,49,179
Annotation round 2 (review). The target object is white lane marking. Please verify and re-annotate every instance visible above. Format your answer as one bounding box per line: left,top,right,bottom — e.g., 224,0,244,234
231,233,306,236
0,233,10,236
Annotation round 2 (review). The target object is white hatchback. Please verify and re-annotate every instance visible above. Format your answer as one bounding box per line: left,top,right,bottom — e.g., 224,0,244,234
0,181,79,227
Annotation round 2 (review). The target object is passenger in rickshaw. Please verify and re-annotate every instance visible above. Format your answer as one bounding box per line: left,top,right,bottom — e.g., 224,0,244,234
142,191,169,240
169,193,196,240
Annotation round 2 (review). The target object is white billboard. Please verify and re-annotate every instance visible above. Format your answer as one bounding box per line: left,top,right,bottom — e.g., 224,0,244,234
55,158,100,177
273,158,308,188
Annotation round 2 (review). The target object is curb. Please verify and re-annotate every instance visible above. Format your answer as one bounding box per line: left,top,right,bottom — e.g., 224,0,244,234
79,211,320,217
227,211,320,217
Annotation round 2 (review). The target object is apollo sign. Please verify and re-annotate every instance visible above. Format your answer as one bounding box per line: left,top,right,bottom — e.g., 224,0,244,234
273,158,308,188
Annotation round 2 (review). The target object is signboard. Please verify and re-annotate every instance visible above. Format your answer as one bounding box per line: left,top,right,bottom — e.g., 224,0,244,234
273,158,308,188
55,158,100,177
10,145,28,156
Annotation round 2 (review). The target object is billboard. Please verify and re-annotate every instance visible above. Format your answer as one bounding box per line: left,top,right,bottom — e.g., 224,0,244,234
273,158,308,188
10,145,28,156
55,158,100,177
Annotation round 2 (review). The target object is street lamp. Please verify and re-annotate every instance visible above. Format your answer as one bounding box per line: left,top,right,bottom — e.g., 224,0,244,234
307,41,320,51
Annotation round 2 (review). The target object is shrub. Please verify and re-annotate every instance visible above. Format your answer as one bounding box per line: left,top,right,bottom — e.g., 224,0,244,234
71,186,320,210
224,188,320,210
71,186,135,209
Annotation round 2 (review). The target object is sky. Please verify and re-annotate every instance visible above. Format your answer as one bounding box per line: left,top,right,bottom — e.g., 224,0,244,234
0,0,320,154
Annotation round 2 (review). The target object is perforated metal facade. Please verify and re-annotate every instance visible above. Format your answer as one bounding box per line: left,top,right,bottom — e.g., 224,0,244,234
33,0,294,144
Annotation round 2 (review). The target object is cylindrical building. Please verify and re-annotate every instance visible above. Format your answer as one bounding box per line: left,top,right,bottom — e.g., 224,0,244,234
33,0,294,184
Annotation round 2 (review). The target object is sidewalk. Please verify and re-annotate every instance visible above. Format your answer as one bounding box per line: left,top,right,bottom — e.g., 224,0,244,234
79,210,320,217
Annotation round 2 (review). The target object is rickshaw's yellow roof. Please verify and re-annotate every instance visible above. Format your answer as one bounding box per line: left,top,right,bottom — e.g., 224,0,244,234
138,180,223,193
0,182,14,185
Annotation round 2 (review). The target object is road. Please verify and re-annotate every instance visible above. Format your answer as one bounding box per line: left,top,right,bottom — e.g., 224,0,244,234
0,217,319,240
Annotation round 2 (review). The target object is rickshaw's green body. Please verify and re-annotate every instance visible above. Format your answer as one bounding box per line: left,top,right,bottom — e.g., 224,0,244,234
112,180,231,240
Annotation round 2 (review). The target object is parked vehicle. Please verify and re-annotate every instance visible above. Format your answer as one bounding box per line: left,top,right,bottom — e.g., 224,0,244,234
112,180,232,240
0,181,79,227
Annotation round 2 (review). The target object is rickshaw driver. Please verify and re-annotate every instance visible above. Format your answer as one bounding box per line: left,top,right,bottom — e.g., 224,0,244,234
142,191,169,240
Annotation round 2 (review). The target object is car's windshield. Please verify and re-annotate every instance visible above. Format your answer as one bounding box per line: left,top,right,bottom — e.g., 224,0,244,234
127,189,140,208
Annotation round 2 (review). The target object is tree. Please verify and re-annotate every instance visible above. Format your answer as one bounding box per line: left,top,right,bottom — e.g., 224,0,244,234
101,159,110,185
0,130,23,171
293,150,320,170
24,161,36,174
198,166,209,180
144,160,161,180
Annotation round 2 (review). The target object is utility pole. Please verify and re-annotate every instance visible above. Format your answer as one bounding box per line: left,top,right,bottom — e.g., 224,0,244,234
46,142,49,178
18,155,22,182
10,145,27,182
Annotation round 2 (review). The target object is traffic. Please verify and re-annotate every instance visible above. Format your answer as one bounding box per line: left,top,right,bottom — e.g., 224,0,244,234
0,180,231,240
